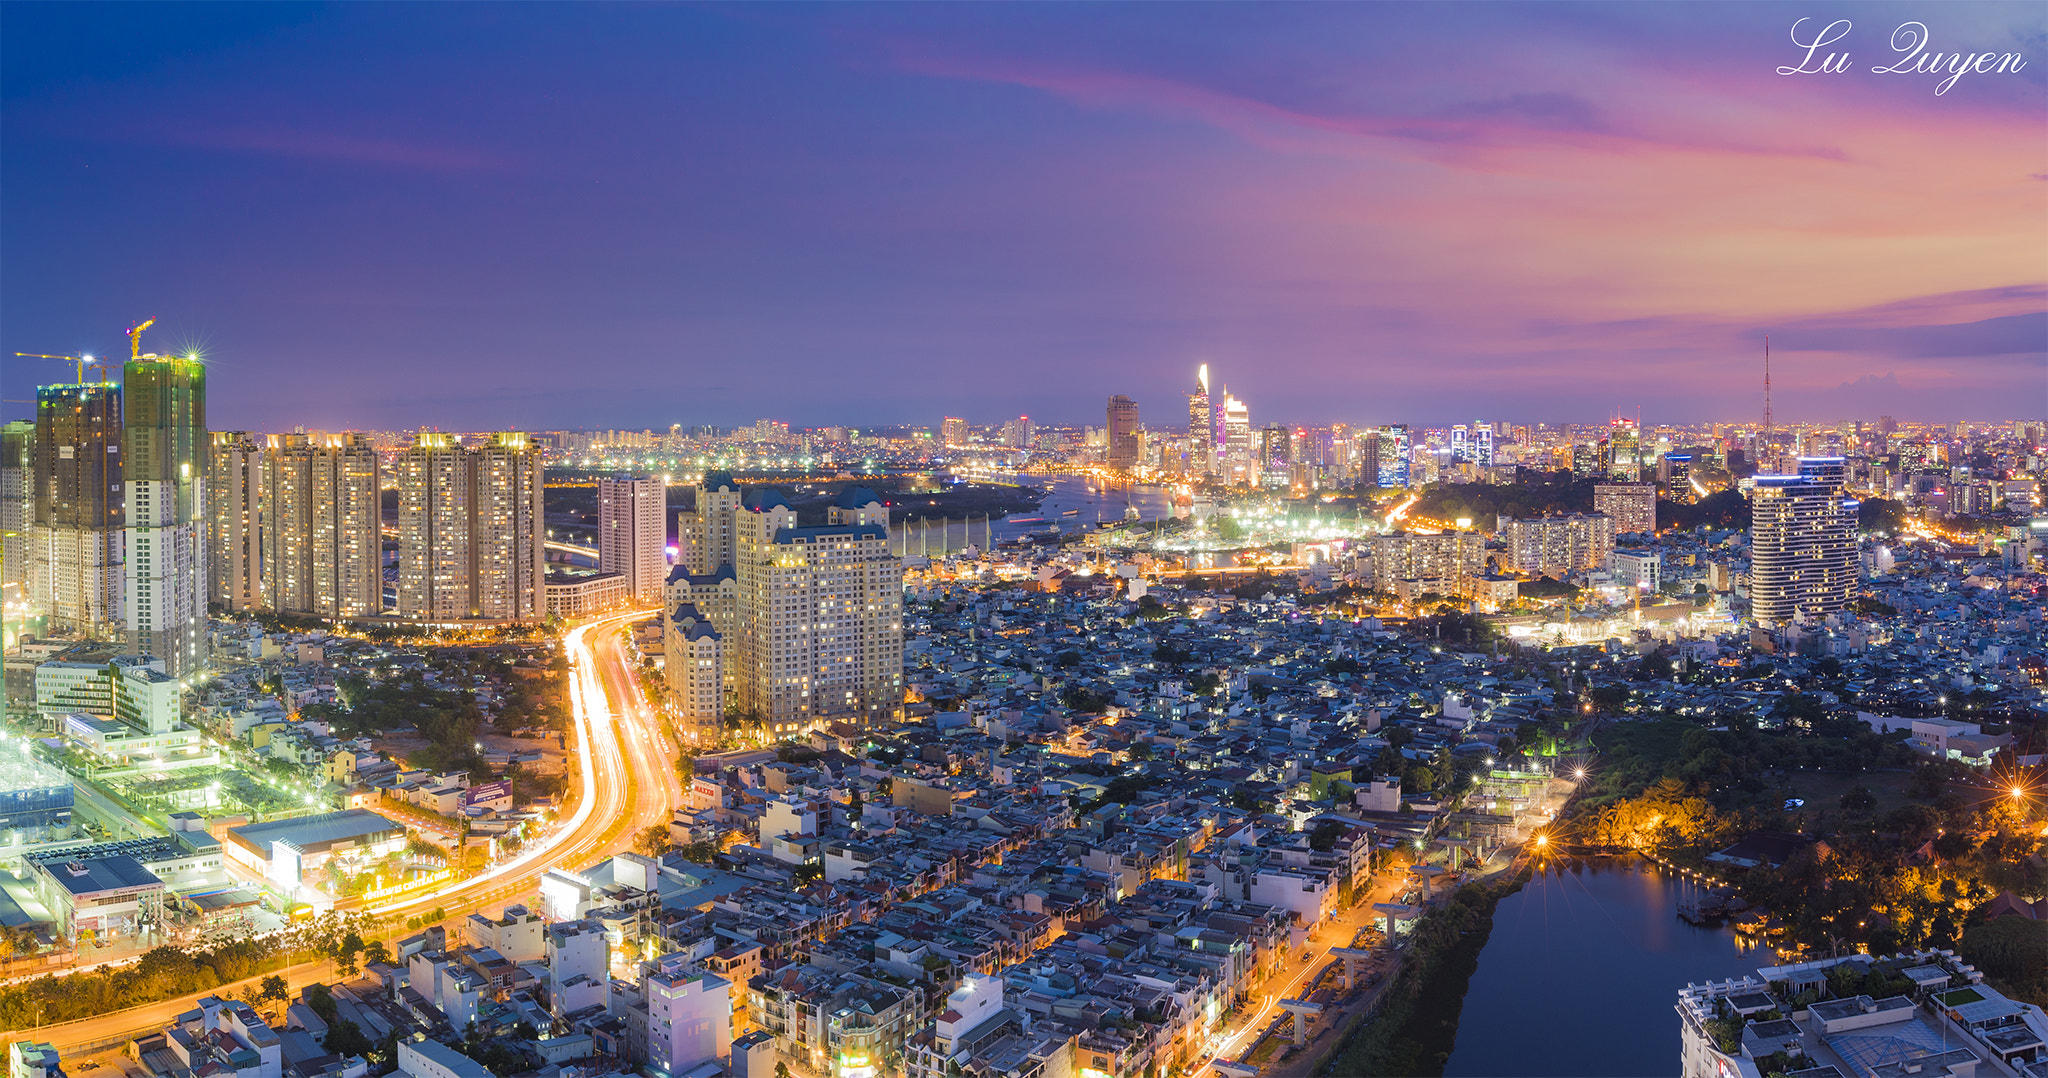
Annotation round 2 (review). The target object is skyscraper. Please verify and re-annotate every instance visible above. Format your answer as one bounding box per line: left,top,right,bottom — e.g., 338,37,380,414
31,381,124,638
123,350,209,676
1,421,31,598
1220,390,1251,473
676,473,743,577
1606,418,1642,481
206,431,264,612
939,417,967,448
1187,367,1214,476
398,431,544,620
262,433,382,618
731,486,901,735
1747,458,1855,627
599,475,666,602
1375,424,1411,488
1105,395,1140,469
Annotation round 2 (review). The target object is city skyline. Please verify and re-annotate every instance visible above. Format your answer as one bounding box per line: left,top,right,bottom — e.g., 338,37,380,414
4,3,2042,431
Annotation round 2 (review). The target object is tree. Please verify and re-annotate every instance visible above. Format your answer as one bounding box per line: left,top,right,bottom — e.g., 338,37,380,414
258,975,289,1003
634,825,673,858
324,1018,372,1059
362,940,392,969
1838,786,1877,816
304,983,338,1024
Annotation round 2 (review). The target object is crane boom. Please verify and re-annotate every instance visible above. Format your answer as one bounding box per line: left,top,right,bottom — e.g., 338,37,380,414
13,353,91,384
128,319,156,361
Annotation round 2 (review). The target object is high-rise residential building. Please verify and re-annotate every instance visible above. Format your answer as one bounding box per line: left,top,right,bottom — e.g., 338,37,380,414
1375,425,1411,488
123,351,209,677
1,420,32,597
398,431,543,620
1352,429,1381,488
676,473,743,576
262,433,382,618
939,417,967,448
664,603,724,745
1747,458,1855,626
599,475,666,602
998,415,1032,448
206,432,264,612
1593,482,1658,536
1188,365,1214,476
1503,514,1615,578
1106,395,1141,469
1352,530,1484,593
731,486,902,735
31,382,124,638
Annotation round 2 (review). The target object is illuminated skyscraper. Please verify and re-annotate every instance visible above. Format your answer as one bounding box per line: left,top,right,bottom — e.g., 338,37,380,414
1105,395,1140,469
263,433,383,618
123,349,210,676
1375,424,1411,488
1606,418,1641,481
1220,390,1251,471
731,487,901,735
599,475,666,602
1747,458,1855,626
31,382,124,637
676,473,742,576
1,421,31,598
398,431,543,620
1187,365,1213,476
939,417,967,447
206,432,263,612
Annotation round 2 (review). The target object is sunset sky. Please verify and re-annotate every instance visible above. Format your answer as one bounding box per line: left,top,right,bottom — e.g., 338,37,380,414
3,2,2042,431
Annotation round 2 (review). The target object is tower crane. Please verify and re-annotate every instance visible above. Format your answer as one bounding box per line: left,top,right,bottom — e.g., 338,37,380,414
128,318,156,360
12,352,95,384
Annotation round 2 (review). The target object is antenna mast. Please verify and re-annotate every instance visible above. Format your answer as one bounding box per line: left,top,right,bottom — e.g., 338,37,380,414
1763,335,1772,439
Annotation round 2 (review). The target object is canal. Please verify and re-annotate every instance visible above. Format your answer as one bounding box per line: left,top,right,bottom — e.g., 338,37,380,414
1443,857,1765,1077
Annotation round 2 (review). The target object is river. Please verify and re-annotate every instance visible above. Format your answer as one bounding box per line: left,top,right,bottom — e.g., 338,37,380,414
1443,857,1765,1078
987,474,1179,541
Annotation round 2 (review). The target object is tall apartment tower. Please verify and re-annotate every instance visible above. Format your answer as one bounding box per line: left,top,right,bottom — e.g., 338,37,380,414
468,432,546,620
123,352,209,676
1187,366,1213,476
263,433,382,617
1503,514,1615,578
1,421,31,597
31,382,125,638
598,475,666,602
939,417,967,448
1593,482,1657,536
1105,395,1141,469
398,432,543,620
730,486,902,735
676,473,742,576
1747,457,1855,626
207,432,264,612
665,603,724,745
398,433,470,619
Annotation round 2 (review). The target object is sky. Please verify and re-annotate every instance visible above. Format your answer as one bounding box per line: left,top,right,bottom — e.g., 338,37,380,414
3,2,2043,432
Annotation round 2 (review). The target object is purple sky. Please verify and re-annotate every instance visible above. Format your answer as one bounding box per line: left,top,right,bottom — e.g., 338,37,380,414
4,2,2042,431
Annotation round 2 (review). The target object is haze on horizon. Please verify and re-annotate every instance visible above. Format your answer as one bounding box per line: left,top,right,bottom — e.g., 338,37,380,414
2,2,2043,432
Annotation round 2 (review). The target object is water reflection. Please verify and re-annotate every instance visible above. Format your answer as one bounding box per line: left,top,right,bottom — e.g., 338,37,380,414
1444,856,1760,1078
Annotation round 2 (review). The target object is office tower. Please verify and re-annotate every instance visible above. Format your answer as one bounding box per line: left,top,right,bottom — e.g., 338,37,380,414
1220,391,1251,468
664,604,724,746
1593,482,1657,536
207,432,264,612
1748,457,1855,626
1503,514,1615,578
676,473,742,576
1375,425,1411,488
1659,453,1693,490
939,417,967,448
1,421,30,595
31,382,124,637
1353,430,1381,488
599,475,666,603
1188,366,1214,476
1606,418,1641,480
397,431,544,620
123,351,209,677
263,433,382,618
731,486,902,735
1106,396,1140,469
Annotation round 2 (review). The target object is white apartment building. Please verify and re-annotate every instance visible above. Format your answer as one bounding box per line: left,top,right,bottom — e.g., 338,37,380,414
599,475,667,602
1503,514,1614,579
1594,482,1658,535
1748,458,1855,626
206,432,264,612
398,432,544,620
664,603,724,745
644,953,732,1075
260,433,382,618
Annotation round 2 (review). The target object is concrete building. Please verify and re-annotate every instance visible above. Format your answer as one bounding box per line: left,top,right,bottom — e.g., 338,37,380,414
731,487,902,736
1,421,32,601
599,475,666,602
1187,367,1213,476
398,432,544,620
221,811,406,896
546,918,610,1020
37,655,194,762
122,350,209,677
543,568,628,618
29,381,124,638
31,851,165,940
461,903,545,963
1610,549,1662,593
1594,482,1658,536
645,954,732,1075
396,1037,491,1078
1353,531,1484,594
665,603,724,746
8,1042,63,1078
206,432,264,612
1503,514,1614,579
676,473,743,578
939,418,967,448
1748,458,1855,626
261,433,382,618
